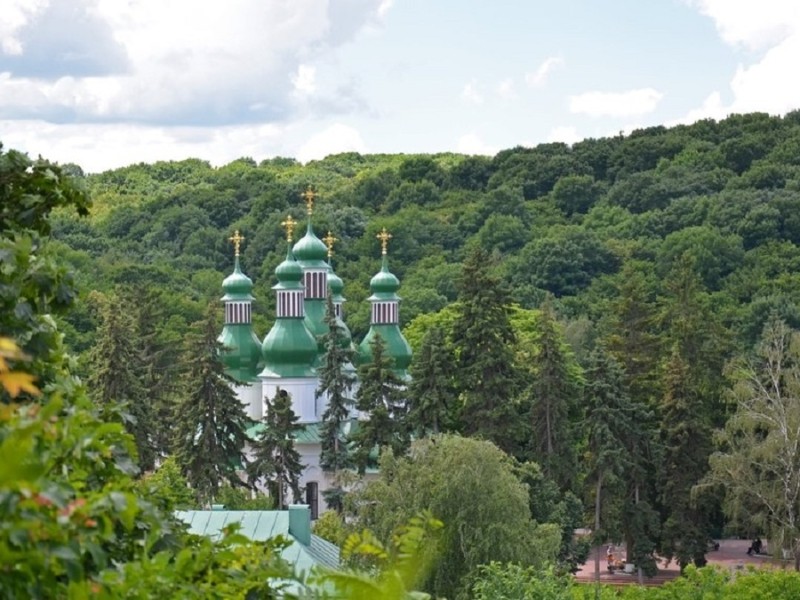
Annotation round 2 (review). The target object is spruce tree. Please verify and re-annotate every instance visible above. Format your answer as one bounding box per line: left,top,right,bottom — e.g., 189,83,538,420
173,305,250,505
407,324,456,436
353,333,408,474
583,345,653,581
247,388,304,509
128,284,182,458
317,294,356,473
659,345,714,570
86,290,155,471
657,254,729,569
316,295,356,512
451,246,521,453
524,300,580,490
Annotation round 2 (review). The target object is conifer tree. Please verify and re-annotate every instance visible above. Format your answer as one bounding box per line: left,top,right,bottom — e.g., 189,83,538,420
657,255,729,569
128,284,182,458
605,260,661,408
86,290,155,471
583,345,653,581
247,388,304,509
659,345,714,570
451,246,521,453
353,333,408,474
525,300,580,490
316,295,356,512
407,324,456,436
317,294,356,472
173,305,250,505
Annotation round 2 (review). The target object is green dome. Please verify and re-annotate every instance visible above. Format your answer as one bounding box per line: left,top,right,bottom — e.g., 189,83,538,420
276,248,303,283
218,327,262,382
293,221,328,266
370,257,400,295
260,320,318,378
328,264,344,297
358,326,413,375
222,258,254,299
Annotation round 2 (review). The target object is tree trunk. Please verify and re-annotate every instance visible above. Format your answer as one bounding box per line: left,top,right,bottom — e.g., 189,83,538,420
594,473,603,583
635,483,644,585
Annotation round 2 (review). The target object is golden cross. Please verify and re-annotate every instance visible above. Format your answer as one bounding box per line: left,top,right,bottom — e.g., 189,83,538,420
322,231,337,259
301,186,316,215
228,230,245,257
376,227,392,256
281,215,298,243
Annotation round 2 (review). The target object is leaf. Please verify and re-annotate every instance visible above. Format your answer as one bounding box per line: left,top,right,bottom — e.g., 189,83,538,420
0,370,40,397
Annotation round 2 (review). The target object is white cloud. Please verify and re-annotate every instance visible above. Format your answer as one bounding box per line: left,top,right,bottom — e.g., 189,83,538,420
0,118,284,172
456,132,497,156
569,88,663,118
677,2,800,125
496,78,516,100
686,0,799,50
0,0,48,55
547,126,581,145
295,123,367,163
292,64,317,96
0,0,388,125
461,80,483,105
525,56,564,87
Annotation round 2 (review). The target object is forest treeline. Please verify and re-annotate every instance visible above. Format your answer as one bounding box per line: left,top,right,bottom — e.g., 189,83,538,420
54,110,800,357
17,110,800,596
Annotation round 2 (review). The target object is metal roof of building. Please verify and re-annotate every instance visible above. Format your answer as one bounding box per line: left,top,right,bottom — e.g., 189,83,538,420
175,510,340,573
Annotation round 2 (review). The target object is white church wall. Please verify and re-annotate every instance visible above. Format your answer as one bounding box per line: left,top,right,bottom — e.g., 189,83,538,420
262,377,319,423
234,380,263,421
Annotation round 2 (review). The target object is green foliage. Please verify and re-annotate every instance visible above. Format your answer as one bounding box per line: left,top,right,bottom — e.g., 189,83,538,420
313,509,350,547
522,300,582,488
317,295,356,474
313,511,442,600
247,388,304,509
406,324,457,436
85,290,155,471
137,456,195,511
349,434,561,598
471,562,573,600
451,247,522,453
705,317,800,564
173,306,251,505
352,334,408,474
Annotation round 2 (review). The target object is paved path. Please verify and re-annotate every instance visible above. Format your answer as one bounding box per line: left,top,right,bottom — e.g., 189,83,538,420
574,539,785,586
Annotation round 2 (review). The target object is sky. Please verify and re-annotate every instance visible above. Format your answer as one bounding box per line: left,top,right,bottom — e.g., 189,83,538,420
1,0,799,173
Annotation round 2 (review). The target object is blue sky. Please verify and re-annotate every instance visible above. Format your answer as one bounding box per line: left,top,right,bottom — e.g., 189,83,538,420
0,0,798,172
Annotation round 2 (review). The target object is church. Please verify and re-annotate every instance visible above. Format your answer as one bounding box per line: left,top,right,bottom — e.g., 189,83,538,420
216,188,412,517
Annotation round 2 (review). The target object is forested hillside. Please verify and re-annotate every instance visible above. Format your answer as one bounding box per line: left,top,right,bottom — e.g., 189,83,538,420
55,110,800,358
10,110,800,595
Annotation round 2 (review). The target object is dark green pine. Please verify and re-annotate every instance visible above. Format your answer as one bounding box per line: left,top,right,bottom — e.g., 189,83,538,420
525,300,580,489
86,290,155,472
317,294,356,473
451,246,521,453
352,333,408,474
407,324,457,436
173,305,251,505
247,388,304,509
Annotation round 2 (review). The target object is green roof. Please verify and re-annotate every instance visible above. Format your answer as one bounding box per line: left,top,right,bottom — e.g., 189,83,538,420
358,325,413,376
218,324,262,382
293,221,328,267
175,509,340,573
221,257,255,300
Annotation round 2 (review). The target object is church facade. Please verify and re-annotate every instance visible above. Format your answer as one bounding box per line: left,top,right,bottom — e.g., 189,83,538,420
217,188,412,517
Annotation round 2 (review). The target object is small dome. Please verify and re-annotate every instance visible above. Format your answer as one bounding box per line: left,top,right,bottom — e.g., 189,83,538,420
276,249,303,283
293,221,328,264
222,259,254,297
328,265,344,296
370,259,400,294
